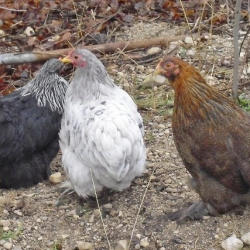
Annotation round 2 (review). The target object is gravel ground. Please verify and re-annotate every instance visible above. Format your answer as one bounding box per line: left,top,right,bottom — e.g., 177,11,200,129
1,21,250,250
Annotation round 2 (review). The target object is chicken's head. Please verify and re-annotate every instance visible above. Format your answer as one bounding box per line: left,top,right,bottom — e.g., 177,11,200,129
60,49,100,69
153,56,180,82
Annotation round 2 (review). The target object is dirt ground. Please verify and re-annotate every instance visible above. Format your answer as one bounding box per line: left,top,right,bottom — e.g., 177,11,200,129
2,20,250,250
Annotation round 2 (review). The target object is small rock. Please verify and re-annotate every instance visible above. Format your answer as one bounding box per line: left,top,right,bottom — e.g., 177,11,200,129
118,210,123,218
61,234,69,240
48,35,60,42
186,49,195,57
0,29,5,36
117,72,124,77
110,209,117,217
157,124,166,130
49,172,62,184
89,214,95,223
13,210,22,216
135,244,140,250
185,36,195,45
0,240,6,246
77,241,94,250
10,199,25,209
13,246,22,250
221,234,243,250
140,238,150,248
24,27,35,37
0,220,11,227
3,226,9,231
137,65,145,71
146,47,161,55
241,232,250,245
3,242,12,250
141,73,167,88
115,239,128,250
0,197,9,206
103,203,112,209
93,209,100,216
136,234,142,239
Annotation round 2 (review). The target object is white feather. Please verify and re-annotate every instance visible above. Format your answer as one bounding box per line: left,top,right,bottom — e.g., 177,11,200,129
59,49,146,198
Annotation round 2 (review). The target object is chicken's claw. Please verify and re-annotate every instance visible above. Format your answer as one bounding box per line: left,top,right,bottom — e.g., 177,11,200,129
168,201,210,223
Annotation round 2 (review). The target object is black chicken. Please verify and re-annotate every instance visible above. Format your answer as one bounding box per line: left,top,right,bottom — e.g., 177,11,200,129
0,59,68,189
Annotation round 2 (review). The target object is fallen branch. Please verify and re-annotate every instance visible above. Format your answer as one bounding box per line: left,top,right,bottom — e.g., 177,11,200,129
0,34,190,65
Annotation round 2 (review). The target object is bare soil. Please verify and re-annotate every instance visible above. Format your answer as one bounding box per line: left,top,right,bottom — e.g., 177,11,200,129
1,21,250,250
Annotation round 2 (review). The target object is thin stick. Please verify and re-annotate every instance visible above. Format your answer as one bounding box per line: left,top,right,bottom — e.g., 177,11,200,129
0,6,27,12
128,166,156,249
71,0,83,40
89,168,112,250
232,0,242,99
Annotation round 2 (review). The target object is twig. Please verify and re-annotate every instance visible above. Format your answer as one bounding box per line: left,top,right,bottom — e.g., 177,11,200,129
232,0,242,99
89,168,112,250
128,166,156,250
0,6,27,12
0,34,189,65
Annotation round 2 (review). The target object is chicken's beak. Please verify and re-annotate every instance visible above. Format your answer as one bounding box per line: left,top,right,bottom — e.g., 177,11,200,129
153,60,163,76
60,56,72,63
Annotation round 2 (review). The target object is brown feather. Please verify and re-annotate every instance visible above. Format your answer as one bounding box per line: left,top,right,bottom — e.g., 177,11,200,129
156,56,250,219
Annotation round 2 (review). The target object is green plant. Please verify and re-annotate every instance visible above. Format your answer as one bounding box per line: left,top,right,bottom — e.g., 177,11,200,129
237,97,250,112
0,223,22,241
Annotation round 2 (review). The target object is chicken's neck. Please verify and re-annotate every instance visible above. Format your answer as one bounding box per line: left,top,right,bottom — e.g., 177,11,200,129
172,74,240,125
21,74,68,114
70,66,116,101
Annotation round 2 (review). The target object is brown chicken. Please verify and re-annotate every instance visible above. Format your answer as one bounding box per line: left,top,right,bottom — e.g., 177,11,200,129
154,56,250,222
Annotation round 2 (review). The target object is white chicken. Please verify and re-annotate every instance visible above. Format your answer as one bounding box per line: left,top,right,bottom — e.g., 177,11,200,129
60,49,146,198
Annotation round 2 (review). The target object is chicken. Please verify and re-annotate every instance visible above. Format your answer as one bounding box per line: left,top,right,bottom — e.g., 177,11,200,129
0,59,68,189
59,49,146,198
154,56,250,221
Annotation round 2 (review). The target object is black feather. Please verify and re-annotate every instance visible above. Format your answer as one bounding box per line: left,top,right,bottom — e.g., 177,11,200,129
0,59,68,189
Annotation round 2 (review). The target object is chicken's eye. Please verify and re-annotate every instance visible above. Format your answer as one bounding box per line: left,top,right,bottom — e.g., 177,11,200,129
166,63,171,68
74,56,78,60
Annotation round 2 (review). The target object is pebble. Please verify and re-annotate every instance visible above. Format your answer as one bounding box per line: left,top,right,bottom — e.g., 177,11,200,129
3,242,12,250
186,49,195,57
136,234,142,239
135,244,140,249
0,197,9,206
49,172,62,184
118,210,123,218
24,27,35,37
184,36,195,45
137,65,145,71
103,203,112,209
13,246,22,250
115,239,128,250
0,29,5,36
221,234,243,250
141,73,167,88
61,234,69,240
3,226,9,231
0,240,6,246
89,214,95,223
241,232,250,245
157,124,166,130
147,47,161,55
140,238,150,248
77,241,94,250
0,220,11,227
13,210,22,216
